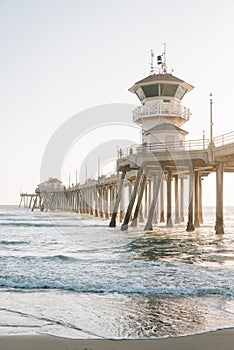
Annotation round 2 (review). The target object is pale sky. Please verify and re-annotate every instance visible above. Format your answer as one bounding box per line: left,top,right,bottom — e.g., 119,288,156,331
0,0,234,205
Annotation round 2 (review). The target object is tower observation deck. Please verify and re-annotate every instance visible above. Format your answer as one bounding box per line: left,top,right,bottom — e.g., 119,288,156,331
129,49,194,146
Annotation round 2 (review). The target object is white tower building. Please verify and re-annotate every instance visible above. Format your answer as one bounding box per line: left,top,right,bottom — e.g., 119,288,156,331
129,50,194,147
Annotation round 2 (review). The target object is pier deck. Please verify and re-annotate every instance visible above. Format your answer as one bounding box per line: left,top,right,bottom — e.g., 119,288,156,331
24,131,234,235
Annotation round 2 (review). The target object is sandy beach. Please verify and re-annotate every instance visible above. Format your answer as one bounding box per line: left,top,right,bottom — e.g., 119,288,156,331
0,329,234,350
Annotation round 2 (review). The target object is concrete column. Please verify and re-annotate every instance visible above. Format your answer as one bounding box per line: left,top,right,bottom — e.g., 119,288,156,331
148,179,152,214
194,171,200,227
90,188,94,216
79,190,83,213
82,190,85,213
86,189,89,214
199,176,204,224
139,204,144,223
111,184,116,215
76,191,79,213
101,186,105,218
153,176,159,224
186,169,195,232
29,196,33,209
109,185,113,215
144,168,164,231
215,163,224,234
85,189,89,214
128,181,132,203
104,186,109,219
121,169,143,231
109,171,126,227
131,173,147,227
160,180,165,223
144,182,148,218
180,178,184,222
77,191,80,213
70,192,73,211
73,192,76,212
166,169,173,227
174,174,180,224
120,185,125,223
94,188,98,217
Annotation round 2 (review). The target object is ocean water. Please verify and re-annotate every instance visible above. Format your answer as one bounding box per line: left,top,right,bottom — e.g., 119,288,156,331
1,205,234,339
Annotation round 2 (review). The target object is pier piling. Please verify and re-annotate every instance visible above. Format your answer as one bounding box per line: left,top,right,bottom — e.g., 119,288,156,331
215,163,224,234
186,169,195,232
121,168,143,231
166,169,173,228
144,168,164,231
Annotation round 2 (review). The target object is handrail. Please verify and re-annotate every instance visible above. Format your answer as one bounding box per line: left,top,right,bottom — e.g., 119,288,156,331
118,139,210,159
214,131,234,147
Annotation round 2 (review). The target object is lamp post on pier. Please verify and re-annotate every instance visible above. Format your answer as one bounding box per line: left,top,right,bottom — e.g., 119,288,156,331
210,93,214,145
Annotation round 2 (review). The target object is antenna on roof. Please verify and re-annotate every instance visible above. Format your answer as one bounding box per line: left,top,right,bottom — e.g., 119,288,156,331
162,43,167,73
157,43,168,74
150,49,155,74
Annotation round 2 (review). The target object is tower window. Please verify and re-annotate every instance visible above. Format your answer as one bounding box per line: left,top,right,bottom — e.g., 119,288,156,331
175,85,187,99
141,84,179,98
136,87,145,101
142,84,160,97
160,84,178,97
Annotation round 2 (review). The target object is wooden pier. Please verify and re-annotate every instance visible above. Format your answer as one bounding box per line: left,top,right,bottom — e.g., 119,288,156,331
21,54,234,234
19,193,41,211
23,131,234,234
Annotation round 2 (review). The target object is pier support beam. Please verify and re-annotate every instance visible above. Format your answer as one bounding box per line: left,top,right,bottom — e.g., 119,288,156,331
31,195,38,211
215,163,224,234
89,189,94,216
199,176,204,224
98,187,104,218
94,188,98,217
120,184,125,222
109,185,114,216
138,204,144,223
121,169,142,231
131,173,147,227
180,177,185,222
174,175,180,224
160,181,165,223
186,169,195,232
166,169,173,227
144,167,164,231
144,182,148,219
109,171,126,227
104,186,109,219
194,171,200,228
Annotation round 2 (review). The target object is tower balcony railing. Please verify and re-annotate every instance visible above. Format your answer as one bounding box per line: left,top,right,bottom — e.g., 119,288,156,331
133,102,191,122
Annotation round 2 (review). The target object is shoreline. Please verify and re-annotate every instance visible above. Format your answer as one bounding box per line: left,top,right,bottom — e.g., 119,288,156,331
1,329,234,350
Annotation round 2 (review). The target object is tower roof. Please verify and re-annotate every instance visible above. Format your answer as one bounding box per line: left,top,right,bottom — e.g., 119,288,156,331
129,73,194,95
135,73,185,85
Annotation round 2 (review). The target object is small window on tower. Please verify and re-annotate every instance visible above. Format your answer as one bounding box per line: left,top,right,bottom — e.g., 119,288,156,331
136,87,145,101
142,84,160,97
160,84,178,97
175,85,187,99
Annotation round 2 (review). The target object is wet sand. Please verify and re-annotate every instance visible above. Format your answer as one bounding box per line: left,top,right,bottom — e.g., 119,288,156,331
0,329,234,350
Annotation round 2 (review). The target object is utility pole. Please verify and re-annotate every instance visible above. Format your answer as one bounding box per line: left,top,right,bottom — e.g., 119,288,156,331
210,93,214,145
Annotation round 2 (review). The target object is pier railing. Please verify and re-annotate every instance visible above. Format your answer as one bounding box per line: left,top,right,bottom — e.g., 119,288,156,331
118,138,209,159
214,131,234,147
